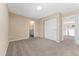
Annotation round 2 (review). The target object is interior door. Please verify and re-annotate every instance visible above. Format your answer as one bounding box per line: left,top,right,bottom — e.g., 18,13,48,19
44,18,57,41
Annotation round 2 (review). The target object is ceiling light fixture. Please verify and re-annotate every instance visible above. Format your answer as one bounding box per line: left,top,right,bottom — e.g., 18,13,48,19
36,6,42,10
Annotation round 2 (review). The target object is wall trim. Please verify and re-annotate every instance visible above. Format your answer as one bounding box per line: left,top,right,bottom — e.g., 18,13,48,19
9,37,29,42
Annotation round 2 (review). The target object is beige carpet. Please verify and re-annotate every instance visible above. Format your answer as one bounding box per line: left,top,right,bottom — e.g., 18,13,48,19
6,37,79,56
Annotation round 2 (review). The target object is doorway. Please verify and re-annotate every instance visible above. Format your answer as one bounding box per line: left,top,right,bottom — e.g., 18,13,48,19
29,21,35,37
62,16,76,41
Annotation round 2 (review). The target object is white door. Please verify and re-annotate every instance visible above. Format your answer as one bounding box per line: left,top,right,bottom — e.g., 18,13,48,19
44,18,57,41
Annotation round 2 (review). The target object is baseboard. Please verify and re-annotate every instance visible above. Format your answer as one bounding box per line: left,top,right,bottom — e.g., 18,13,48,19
8,37,43,42
9,38,29,42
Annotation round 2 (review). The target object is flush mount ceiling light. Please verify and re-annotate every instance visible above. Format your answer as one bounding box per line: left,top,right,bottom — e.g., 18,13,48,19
36,6,42,10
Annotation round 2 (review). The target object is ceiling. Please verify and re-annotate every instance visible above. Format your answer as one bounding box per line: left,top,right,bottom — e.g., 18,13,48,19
8,3,79,19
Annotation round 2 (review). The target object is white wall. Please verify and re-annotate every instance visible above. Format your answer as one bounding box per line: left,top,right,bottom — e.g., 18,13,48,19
75,15,79,45
0,4,9,56
9,13,30,42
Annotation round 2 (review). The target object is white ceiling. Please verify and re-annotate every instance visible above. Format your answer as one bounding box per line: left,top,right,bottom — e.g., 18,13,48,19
8,3,79,19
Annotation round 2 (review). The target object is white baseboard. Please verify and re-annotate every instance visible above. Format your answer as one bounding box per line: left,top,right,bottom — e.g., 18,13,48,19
9,37,29,42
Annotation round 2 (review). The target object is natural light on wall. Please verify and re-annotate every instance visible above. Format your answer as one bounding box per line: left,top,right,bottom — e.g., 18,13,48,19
30,21,35,25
